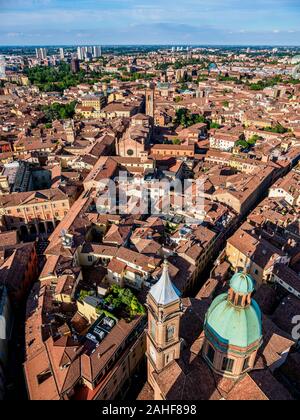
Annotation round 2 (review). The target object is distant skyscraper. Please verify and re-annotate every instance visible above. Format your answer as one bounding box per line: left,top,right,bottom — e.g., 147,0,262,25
77,46,94,60
77,46,84,60
87,47,93,60
0,55,6,79
59,48,65,60
71,58,80,74
93,46,102,58
50,56,59,66
35,48,47,60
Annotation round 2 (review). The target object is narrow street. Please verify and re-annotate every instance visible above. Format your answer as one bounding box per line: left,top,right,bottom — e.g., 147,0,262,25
5,305,28,400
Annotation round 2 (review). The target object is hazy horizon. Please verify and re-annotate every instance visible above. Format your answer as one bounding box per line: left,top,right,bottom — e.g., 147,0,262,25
0,0,300,46
0,44,300,48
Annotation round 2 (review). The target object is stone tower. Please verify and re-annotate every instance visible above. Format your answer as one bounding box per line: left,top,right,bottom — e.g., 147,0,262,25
145,88,154,119
64,120,75,144
146,261,183,399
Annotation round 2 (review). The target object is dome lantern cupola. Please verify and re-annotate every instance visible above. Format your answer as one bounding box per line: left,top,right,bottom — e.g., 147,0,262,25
228,272,255,308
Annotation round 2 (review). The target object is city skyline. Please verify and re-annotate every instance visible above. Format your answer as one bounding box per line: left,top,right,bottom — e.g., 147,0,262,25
1,11,300,402
0,0,300,46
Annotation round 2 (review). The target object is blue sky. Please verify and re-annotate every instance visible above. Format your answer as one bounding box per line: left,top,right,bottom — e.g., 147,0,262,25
0,0,300,45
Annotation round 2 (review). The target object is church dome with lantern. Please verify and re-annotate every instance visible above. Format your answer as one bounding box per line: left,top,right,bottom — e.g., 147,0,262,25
203,271,263,379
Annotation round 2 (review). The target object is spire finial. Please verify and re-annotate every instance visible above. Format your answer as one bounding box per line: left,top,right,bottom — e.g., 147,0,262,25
163,258,169,270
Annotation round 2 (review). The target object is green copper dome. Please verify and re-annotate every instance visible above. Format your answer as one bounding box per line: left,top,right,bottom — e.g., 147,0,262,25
205,293,262,349
230,272,255,295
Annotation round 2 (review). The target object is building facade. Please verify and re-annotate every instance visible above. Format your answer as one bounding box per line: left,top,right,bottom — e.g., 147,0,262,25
0,189,71,237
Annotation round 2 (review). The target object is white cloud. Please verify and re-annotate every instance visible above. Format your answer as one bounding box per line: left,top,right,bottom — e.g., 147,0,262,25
0,0,299,45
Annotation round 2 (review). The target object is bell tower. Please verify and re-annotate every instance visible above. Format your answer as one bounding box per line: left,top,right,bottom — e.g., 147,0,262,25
146,261,183,396
145,87,154,119
64,120,75,144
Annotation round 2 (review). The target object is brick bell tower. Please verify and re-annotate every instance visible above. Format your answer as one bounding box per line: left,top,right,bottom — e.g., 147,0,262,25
145,87,154,119
146,260,183,398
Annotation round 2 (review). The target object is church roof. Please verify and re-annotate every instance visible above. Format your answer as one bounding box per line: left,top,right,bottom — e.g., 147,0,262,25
140,297,294,401
205,293,262,349
149,261,180,306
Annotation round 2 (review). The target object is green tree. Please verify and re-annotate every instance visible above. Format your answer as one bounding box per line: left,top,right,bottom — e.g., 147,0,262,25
249,75,283,91
210,121,221,129
263,124,288,134
217,75,240,83
236,139,249,149
24,62,96,92
41,101,77,123
175,108,206,128
247,135,260,146
104,284,145,318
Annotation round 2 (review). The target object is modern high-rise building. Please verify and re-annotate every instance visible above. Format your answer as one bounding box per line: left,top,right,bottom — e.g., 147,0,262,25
77,46,85,61
77,46,101,61
93,46,102,58
86,47,92,59
59,48,65,60
35,48,47,60
0,55,6,79
71,58,80,74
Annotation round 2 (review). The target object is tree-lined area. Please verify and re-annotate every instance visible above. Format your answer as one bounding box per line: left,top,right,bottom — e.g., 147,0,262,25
263,124,289,134
175,108,206,127
175,108,221,129
248,75,300,90
25,62,158,91
24,63,88,92
40,101,77,122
